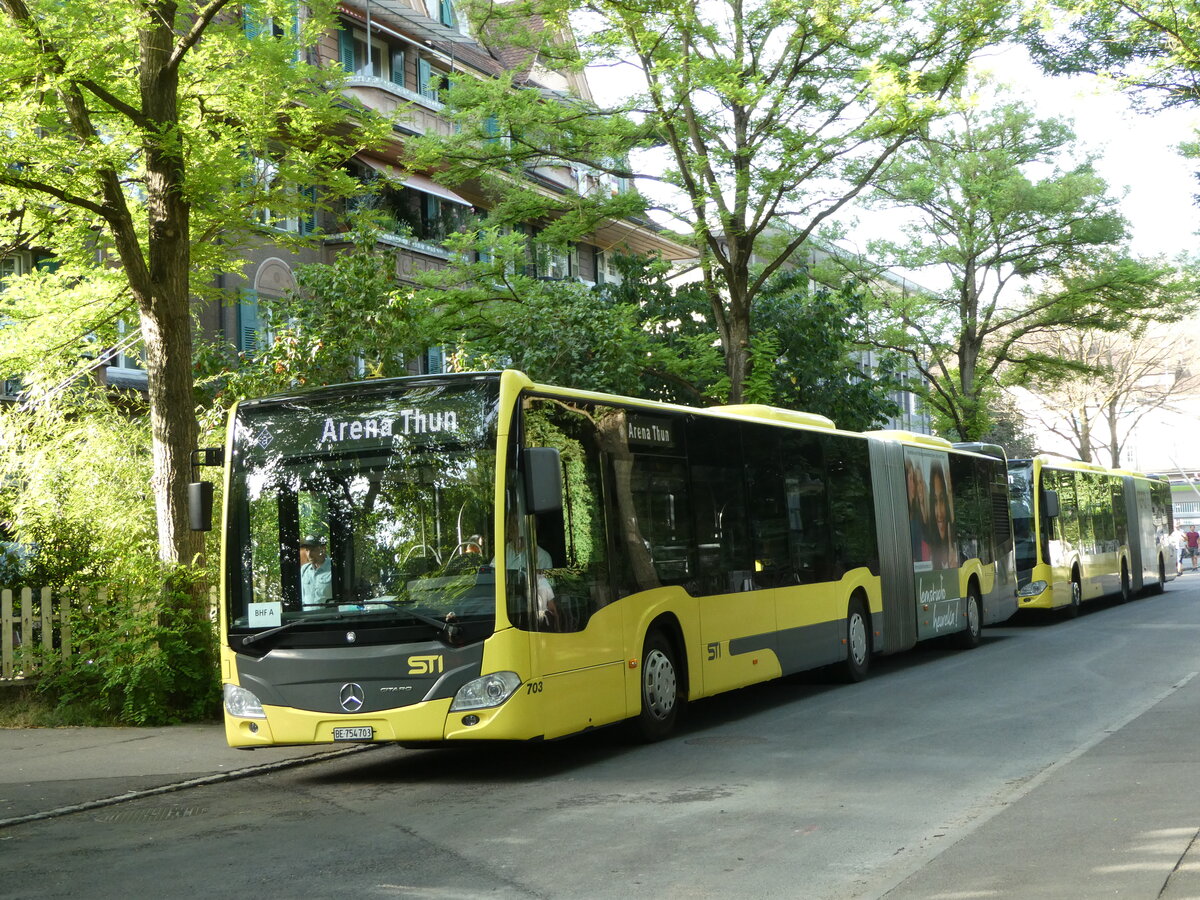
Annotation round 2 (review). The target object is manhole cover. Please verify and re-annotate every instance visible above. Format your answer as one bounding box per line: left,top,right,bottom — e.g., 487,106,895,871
94,805,207,825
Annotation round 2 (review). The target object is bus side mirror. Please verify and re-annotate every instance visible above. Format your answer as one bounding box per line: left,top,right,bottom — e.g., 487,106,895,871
1043,489,1060,520
523,447,563,514
188,447,224,532
189,481,214,532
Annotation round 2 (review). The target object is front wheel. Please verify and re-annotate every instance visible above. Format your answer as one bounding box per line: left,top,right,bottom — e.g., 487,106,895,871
1065,574,1083,619
636,630,683,741
1120,562,1132,603
956,586,982,649
839,598,871,683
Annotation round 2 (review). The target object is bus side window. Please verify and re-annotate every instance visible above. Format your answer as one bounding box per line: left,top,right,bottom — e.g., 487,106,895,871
744,428,789,588
629,455,693,586
782,430,829,584
686,416,752,594
826,435,878,575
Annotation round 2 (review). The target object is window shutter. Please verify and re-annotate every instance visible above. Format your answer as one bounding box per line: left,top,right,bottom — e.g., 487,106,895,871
238,290,260,355
483,115,500,143
439,0,455,27
390,50,405,87
426,345,445,374
299,186,317,235
418,59,437,100
243,2,263,39
338,29,356,74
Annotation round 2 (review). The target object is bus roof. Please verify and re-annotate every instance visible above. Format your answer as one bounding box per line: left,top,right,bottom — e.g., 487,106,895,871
863,429,954,450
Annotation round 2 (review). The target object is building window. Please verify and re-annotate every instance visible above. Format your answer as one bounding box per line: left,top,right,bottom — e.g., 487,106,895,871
542,244,576,280
596,250,623,286
243,1,299,45
111,319,144,371
0,253,30,292
337,26,408,88
374,184,472,244
252,157,315,234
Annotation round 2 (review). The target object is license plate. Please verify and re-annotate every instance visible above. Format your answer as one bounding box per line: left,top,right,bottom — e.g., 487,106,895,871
333,726,374,741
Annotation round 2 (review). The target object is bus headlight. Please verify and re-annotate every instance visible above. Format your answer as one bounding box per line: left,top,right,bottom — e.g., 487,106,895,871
224,683,267,719
1017,580,1048,598
450,671,522,711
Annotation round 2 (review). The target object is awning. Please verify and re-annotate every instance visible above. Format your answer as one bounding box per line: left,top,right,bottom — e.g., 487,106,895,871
357,157,473,207
345,1,477,45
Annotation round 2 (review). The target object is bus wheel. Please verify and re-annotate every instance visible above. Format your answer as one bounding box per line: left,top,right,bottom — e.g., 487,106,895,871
637,630,682,741
840,598,871,683
1066,573,1082,619
1120,562,1132,603
956,584,982,649
1154,556,1167,594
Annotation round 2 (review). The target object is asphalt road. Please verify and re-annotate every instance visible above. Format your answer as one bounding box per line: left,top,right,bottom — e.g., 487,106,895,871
5,577,1200,899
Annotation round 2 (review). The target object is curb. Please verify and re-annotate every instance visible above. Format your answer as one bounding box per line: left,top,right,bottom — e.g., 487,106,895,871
0,741,382,830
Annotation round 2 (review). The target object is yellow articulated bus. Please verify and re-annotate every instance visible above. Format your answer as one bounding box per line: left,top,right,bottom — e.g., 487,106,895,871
195,370,1017,748
1006,455,1173,615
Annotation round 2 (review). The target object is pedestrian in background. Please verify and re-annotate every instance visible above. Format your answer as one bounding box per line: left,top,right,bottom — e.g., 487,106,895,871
1170,525,1187,576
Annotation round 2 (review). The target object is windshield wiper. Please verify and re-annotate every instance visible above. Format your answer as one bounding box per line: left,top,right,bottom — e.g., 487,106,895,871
239,612,351,648
367,599,462,642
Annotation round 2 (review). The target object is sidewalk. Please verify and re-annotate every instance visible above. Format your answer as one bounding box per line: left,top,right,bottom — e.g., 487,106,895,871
879,669,1200,899
0,723,375,826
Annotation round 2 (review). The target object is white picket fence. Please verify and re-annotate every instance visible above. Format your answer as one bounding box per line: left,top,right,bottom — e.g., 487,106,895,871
1,586,76,681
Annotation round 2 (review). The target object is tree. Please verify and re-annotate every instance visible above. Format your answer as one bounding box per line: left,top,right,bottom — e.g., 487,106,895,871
751,270,903,432
434,0,1008,402
860,97,1189,441
1011,325,1200,466
0,0,382,570
1022,0,1200,109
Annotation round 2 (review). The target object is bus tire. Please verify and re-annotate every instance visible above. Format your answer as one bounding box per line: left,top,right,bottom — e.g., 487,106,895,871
956,582,982,649
1120,561,1132,603
637,629,683,742
840,597,871,683
1153,555,1166,594
1066,571,1083,619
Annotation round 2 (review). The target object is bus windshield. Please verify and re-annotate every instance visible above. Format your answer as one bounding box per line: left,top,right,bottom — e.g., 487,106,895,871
1008,460,1037,576
224,379,500,646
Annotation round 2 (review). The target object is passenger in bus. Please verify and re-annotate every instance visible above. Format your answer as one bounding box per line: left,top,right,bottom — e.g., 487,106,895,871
929,465,958,570
300,536,333,609
497,510,558,627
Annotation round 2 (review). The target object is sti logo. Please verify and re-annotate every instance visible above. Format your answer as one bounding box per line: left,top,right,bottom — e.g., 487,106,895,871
408,655,444,675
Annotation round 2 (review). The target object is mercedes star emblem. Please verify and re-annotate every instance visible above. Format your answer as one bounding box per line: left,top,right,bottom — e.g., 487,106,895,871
339,682,365,713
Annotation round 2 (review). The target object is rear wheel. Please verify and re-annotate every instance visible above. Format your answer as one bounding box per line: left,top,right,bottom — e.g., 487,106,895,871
1120,561,1132,603
956,584,982,649
840,598,871,683
637,630,683,741
1154,556,1167,594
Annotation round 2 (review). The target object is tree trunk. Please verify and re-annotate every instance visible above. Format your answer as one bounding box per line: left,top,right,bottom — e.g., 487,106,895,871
1076,407,1092,463
138,7,204,570
1107,395,1121,468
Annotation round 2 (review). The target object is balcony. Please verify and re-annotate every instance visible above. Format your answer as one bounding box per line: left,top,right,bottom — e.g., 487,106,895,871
340,76,455,136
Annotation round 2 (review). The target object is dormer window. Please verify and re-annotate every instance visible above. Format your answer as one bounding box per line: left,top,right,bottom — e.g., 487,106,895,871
425,0,456,27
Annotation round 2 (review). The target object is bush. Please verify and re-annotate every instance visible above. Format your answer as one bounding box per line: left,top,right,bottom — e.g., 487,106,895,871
1,388,220,725
33,569,220,725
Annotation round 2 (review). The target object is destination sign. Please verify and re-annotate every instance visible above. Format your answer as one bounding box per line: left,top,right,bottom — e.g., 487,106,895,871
317,408,460,444
233,383,498,465
626,414,676,449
